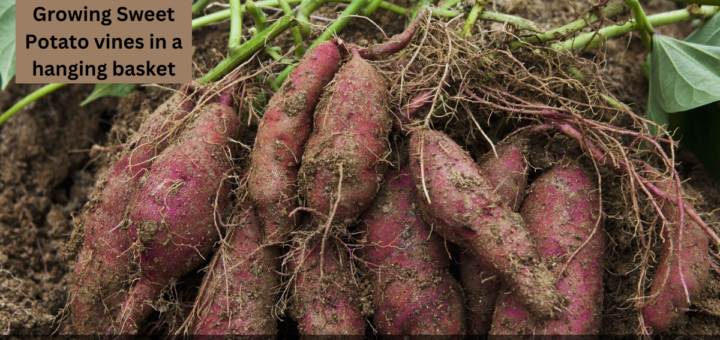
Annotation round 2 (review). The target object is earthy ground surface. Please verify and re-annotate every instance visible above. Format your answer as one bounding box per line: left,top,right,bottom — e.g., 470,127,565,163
1,0,718,335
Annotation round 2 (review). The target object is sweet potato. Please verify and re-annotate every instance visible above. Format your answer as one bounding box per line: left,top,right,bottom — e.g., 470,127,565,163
69,84,198,334
358,168,466,335
248,41,342,244
113,102,240,334
491,160,604,335
459,137,528,334
299,47,391,224
408,128,563,320
192,203,279,336
288,219,365,336
642,170,710,332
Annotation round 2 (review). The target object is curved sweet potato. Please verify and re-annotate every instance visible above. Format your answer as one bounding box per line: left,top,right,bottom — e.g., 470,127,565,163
70,84,197,334
248,41,342,244
642,170,710,332
409,129,563,320
192,203,279,336
358,168,466,335
299,47,391,225
459,137,528,334
490,160,604,335
113,102,240,334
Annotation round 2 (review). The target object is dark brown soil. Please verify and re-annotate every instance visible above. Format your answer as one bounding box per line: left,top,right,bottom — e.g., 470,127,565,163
1,0,718,336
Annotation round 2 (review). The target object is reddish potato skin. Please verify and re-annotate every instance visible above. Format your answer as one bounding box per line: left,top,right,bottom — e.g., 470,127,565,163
491,161,604,335
459,138,528,334
289,235,365,336
70,85,197,334
409,129,562,320
113,103,240,334
192,204,279,336
248,41,342,244
299,48,391,224
642,172,710,332
358,168,466,335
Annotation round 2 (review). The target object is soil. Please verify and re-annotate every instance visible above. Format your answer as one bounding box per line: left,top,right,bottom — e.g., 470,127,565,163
1,0,718,336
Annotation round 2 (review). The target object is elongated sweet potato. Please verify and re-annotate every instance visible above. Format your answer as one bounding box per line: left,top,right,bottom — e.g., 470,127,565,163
113,102,240,334
459,137,528,334
248,41,342,244
192,203,279,336
288,221,365,336
299,47,391,224
409,128,563,320
490,160,604,335
642,170,710,332
70,84,198,334
358,168,466,335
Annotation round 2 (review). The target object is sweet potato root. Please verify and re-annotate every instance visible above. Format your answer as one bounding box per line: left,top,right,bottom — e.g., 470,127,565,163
113,102,240,334
69,84,198,334
248,41,342,244
192,203,279,336
359,168,466,335
459,137,528,334
642,170,710,332
299,47,391,224
491,160,604,335
409,128,563,320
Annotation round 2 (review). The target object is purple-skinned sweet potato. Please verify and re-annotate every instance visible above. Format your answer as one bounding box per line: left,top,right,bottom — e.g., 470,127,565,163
459,137,528,334
408,128,563,320
642,170,710,332
491,160,604,335
69,84,198,334
248,41,342,244
358,168,466,335
288,220,365,336
299,47,391,224
192,203,279,336
113,101,240,334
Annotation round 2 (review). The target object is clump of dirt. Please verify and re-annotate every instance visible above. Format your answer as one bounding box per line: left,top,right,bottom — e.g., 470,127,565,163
0,83,116,335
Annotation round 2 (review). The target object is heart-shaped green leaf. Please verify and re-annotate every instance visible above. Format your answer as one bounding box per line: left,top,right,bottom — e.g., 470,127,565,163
0,0,16,90
650,35,720,114
81,83,137,106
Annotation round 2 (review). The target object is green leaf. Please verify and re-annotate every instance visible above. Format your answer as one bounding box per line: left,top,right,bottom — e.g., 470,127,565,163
650,35,720,114
81,84,137,106
670,102,720,181
0,0,16,90
645,91,668,135
685,11,720,46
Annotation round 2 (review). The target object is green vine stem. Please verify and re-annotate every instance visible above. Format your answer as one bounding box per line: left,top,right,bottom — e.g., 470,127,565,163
247,1,268,31
200,16,296,83
296,0,326,38
509,3,627,48
462,0,489,38
0,84,67,126
362,0,384,16
667,0,720,5
192,0,406,29
439,0,461,10
553,5,719,50
278,0,307,58
625,0,654,51
229,0,243,54
192,0,211,18
432,8,545,32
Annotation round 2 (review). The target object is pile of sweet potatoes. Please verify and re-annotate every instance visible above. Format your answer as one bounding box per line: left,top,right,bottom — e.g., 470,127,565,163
66,22,712,336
